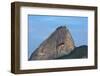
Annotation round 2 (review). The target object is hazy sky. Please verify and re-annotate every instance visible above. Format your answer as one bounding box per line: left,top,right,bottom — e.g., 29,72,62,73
28,15,88,58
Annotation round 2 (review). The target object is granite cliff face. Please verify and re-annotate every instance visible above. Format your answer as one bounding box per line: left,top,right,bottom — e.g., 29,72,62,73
29,26,75,60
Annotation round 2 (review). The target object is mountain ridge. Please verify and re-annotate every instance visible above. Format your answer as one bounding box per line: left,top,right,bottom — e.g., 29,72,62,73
56,45,88,59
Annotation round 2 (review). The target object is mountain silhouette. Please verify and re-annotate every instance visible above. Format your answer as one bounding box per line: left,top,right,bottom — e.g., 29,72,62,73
56,45,88,59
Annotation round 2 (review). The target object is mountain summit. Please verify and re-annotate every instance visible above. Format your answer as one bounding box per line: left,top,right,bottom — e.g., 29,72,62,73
29,26,75,60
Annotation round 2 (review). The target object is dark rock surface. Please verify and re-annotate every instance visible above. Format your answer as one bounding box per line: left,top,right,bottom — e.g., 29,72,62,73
29,26,75,60
56,45,88,59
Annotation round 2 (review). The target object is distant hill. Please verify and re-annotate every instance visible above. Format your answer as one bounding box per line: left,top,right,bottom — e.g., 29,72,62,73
56,45,88,59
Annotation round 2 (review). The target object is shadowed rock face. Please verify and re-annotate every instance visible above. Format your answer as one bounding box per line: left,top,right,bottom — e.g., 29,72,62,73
56,45,88,59
29,26,75,60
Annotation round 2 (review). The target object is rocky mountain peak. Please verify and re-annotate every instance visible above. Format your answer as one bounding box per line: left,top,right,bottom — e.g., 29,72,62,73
56,26,66,30
29,26,75,60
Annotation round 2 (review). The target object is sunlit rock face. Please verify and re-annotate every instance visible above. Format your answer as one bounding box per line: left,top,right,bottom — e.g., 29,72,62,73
29,26,75,60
